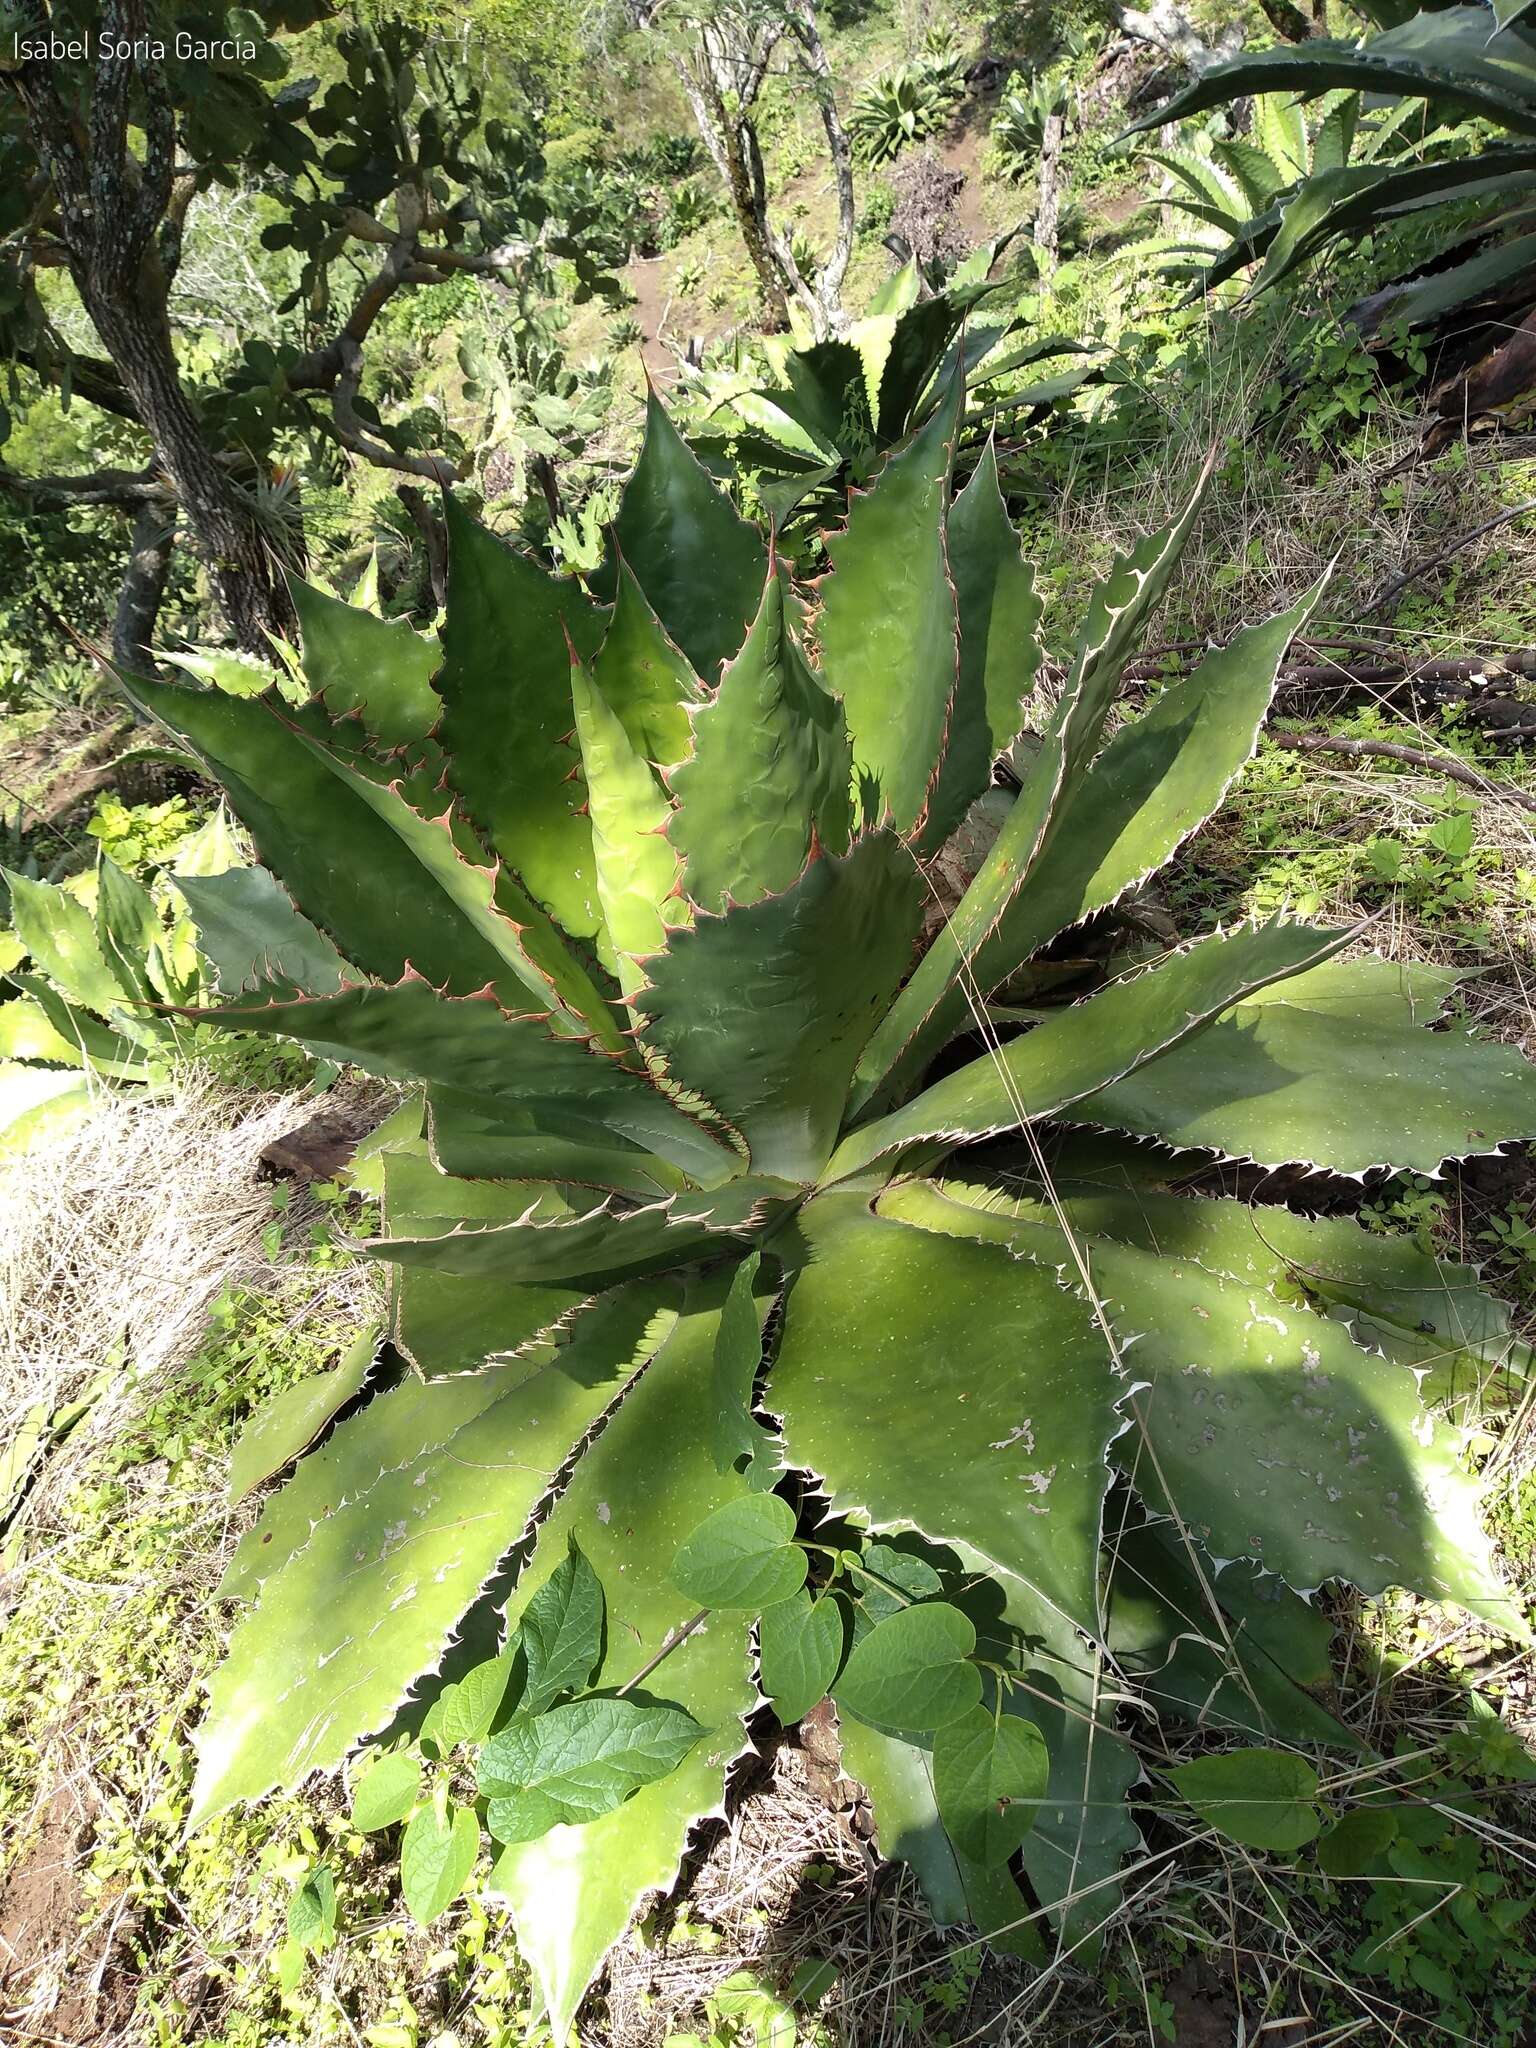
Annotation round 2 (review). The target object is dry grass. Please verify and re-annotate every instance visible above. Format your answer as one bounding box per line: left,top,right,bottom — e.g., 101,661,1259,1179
0,1072,389,2043
595,1741,1044,2048
0,1069,348,1402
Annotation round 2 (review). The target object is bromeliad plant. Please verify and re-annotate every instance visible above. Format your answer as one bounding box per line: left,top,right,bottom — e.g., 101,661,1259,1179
135,370,1536,2035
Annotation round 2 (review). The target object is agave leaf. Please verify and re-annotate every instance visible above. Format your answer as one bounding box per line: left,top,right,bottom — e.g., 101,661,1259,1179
287,575,440,746
435,500,605,946
369,1186,744,1285
817,359,962,841
191,980,737,1189
385,1152,589,1379
0,995,83,1066
841,1715,1042,1957
727,386,843,464
227,1321,382,1507
668,571,853,914
1071,956,1536,1173
1000,1153,1522,1374
1311,92,1359,176
1254,90,1309,182
877,295,965,439
124,678,617,1036
95,857,165,1012
591,560,704,769
981,580,1325,978
191,1284,679,1821
1103,1500,1362,1749
8,975,152,1079
850,475,1230,1115
1374,228,1536,332
175,867,346,997
218,1348,534,1602
865,259,922,318
487,1282,757,2044
4,869,132,1020
1255,149,1536,295
572,654,688,1001
769,338,871,455
1121,13,1536,143
829,921,1350,1181
954,1553,1142,1956
637,834,925,1183
947,438,1043,764
393,1265,586,1380
892,1181,1521,1631
773,1195,1116,1634
425,1092,696,1199
711,1248,768,1476
604,389,768,680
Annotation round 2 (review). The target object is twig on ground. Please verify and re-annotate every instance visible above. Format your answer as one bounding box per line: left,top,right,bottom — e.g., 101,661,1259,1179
1363,495,1536,618
1267,729,1536,812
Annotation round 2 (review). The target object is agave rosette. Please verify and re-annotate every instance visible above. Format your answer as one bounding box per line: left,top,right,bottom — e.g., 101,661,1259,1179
130,365,1535,2034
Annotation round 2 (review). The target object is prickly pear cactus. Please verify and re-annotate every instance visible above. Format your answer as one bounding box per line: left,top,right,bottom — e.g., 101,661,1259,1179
133,367,1535,2034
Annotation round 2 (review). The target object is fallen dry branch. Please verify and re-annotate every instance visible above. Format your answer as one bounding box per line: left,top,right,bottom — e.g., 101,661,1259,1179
1267,729,1536,812
1363,494,1536,618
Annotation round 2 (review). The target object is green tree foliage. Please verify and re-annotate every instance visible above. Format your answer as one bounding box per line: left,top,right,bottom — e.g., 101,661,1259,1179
0,4,616,651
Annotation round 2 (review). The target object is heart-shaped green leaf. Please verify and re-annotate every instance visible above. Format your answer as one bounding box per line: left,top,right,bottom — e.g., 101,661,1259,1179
519,1536,605,1717
671,1493,807,1610
286,1865,336,1948
835,1601,981,1736
933,1706,1049,1865
400,1797,479,1924
758,1592,844,1722
350,1750,422,1833
1171,1748,1322,1852
1315,1807,1399,1877
480,1697,703,1842
419,1649,519,1757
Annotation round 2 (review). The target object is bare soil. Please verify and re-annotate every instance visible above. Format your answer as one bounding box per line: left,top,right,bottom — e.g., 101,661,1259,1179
0,1768,134,2045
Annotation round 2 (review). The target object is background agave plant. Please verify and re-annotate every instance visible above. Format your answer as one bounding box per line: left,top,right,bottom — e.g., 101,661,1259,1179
990,70,1073,183
128,369,1536,2038
1125,90,1429,283
693,249,1094,527
0,808,240,1150
1126,5,1536,404
850,59,963,167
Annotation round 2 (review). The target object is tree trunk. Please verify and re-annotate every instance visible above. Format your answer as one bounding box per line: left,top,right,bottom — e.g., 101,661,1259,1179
112,504,174,678
1256,0,1314,40
790,0,855,336
678,70,790,327
82,291,293,654
1035,110,1067,277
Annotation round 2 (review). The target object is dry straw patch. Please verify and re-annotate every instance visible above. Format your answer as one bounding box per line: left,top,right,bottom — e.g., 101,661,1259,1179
0,1072,386,2042
0,1069,375,1414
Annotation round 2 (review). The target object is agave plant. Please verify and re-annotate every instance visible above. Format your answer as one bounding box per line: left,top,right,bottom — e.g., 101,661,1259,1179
129,373,1536,2034
990,70,1073,182
850,60,963,166
1125,90,1429,281
0,809,241,1151
1126,6,1536,351
695,250,1093,525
